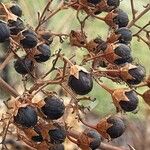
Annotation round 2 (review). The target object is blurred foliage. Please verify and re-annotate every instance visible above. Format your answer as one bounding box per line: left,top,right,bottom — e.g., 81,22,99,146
0,0,150,119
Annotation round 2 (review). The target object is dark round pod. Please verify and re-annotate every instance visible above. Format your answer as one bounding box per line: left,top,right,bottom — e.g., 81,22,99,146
8,18,25,35
9,4,22,17
20,30,38,48
119,90,139,112
49,144,64,150
115,27,132,44
107,0,120,8
14,106,37,128
86,130,101,150
41,32,53,45
106,116,126,138
0,21,10,42
68,71,93,95
87,0,101,5
113,9,129,28
14,57,34,75
48,123,66,144
114,44,133,65
34,44,51,63
41,96,65,120
126,65,145,85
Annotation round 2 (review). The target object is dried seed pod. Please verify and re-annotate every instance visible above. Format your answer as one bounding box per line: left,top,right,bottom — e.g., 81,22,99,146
40,31,53,45
14,56,34,75
0,21,10,42
48,123,66,144
77,129,101,150
96,116,126,139
70,30,87,47
87,0,101,5
9,3,22,17
41,96,65,120
14,105,37,128
105,9,129,28
107,27,132,44
8,18,25,35
20,29,38,48
68,70,93,95
113,89,139,112
104,43,133,65
34,44,51,63
120,64,145,85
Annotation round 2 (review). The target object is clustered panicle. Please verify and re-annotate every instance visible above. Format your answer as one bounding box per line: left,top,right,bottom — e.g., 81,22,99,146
0,0,149,150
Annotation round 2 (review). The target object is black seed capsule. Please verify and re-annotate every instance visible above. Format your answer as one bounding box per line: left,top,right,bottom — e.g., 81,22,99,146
20,29,38,48
115,27,132,44
41,96,65,120
14,106,37,128
107,0,120,8
86,130,101,150
34,44,51,63
87,0,101,5
68,71,93,95
126,65,145,85
48,123,66,144
9,4,22,17
114,44,133,65
119,90,139,112
113,9,129,28
8,18,25,35
14,57,34,75
0,21,10,42
41,32,53,45
106,116,126,138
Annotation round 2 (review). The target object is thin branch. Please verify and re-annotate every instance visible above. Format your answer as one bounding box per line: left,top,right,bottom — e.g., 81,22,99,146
0,77,20,98
127,3,150,28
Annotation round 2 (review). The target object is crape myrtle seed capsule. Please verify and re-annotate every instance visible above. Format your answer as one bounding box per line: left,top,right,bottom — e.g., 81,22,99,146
8,18,25,35
20,29,38,48
113,44,133,65
106,116,126,138
107,0,120,7
107,27,132,44
126,65,145,85
14,57,34,75
119,90,139,112
41,96,65,120
0,21,10,42
113,9,129,28
87,0,101,5
80,129,101,150
103,43,133,65
34,44,51,63
48,123,66,144
68,70,93,95
115,27,132,44
14,105,37,128
9,4,22,17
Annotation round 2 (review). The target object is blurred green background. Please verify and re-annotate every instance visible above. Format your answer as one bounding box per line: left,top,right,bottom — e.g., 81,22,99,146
0,0,150,120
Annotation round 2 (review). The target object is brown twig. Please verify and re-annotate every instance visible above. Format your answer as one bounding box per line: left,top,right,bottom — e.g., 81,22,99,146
127,3,150,28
